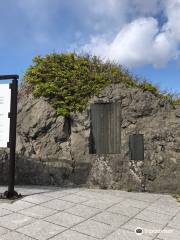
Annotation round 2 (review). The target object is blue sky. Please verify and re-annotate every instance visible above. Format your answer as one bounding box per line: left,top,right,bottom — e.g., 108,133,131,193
0,0,180,93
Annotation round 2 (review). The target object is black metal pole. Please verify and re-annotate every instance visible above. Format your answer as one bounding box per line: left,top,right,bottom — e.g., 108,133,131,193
7,78,18,198
0,75,20,199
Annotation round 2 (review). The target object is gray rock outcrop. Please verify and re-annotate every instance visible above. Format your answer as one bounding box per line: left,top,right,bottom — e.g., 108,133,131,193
0,81,180,193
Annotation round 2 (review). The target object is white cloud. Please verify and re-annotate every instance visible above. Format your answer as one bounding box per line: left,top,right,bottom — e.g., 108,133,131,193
163,0,180,41
80,0,180,68
2,0,179,68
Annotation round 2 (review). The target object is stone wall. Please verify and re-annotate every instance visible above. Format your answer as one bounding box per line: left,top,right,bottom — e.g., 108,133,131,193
0,82,180,193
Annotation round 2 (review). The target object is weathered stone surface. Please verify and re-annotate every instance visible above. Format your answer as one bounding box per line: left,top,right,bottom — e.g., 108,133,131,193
0,81,180,193
175,106,180,118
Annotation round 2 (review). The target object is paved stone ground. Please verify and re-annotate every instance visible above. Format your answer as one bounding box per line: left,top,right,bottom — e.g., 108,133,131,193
0,186,179,240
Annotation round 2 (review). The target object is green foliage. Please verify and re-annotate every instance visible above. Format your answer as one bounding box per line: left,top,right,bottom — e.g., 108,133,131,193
24,53,138,116
24,52,180,117
171,98,180,108
160,92,180,109
139,81,159,95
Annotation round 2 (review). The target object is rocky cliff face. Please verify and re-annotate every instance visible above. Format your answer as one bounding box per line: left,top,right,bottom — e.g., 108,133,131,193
1,81,180,193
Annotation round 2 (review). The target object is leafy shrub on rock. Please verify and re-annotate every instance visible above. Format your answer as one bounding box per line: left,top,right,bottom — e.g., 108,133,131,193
25,52,180,116
24,53,138,116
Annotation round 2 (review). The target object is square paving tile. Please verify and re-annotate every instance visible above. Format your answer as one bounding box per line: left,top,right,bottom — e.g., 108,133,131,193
82,199,115,210
128,193,160,203
59,194,88,203
76,191,110,200
50,229,96,240
1,231,34,240
22,194,53,204
121,218,165,238
0,213,34,230
104,228,153,240
19,205,58,219
74,192,97,199
41,191,69,199
119,199,149,209
65,204,101,218
41,199,75,211
83,190,124,203
1,200,35,212
45,212,84,228
145,204,179,217
91,211,129,228
72,219,114,239
135,209,172,225
17,220,66,240
107,203,141,217
157,227,180,240
156,196,180,208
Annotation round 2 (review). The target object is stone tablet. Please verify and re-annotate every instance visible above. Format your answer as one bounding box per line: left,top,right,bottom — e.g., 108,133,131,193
90,102,121,154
